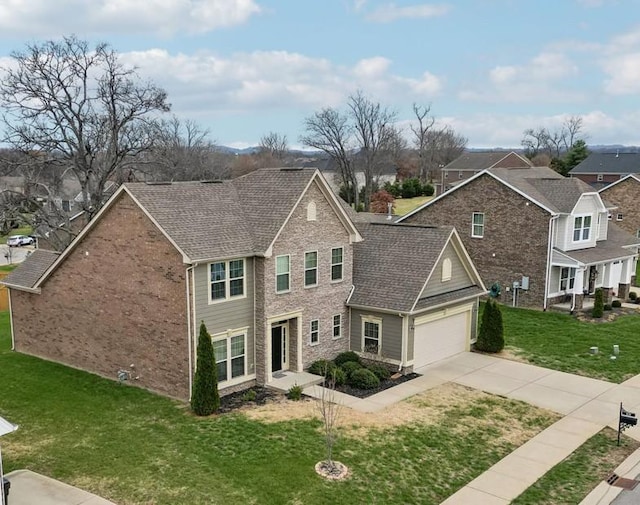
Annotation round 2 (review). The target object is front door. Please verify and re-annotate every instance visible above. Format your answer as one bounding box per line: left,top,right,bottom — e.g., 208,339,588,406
271,324,288,373
588,265,597,294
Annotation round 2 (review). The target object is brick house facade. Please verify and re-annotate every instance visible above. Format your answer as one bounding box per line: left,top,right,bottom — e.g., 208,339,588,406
599,175,640,239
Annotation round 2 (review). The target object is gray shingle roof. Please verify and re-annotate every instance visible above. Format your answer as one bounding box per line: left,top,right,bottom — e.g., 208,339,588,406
556,223,640,265
489,166,596,213
444,151,528,171
413,286,486,312
126,168,318,262
3,250,59,289
349,223,455,312
569,153,640,175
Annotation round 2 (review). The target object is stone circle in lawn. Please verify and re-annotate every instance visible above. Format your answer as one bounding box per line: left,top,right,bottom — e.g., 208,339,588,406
315,460,349,480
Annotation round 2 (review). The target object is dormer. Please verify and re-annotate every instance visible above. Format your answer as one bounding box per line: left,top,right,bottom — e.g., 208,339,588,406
560,193,608,251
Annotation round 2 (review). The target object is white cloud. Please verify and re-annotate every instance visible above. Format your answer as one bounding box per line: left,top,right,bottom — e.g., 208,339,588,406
366,3,449,23
0,0,261,37
602,52,640,94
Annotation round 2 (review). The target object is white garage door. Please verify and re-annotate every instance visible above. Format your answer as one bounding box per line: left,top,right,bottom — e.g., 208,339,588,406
413,307,471,369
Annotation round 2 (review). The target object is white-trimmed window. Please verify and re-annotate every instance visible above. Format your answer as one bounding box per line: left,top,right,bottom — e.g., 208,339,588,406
305,251,318,287
310,319,319,345
597,174,603,182
332,314,342,339
573,215,592,242
331,247,343,282
362,316,381,354
617,213,623,221
458,171,463,179
275,255,290,293
608,213,612,221
442,257,452,282
472,212,484,238
307,201,317,221
210,259,245,302
213,333,246,383
560,267,576,291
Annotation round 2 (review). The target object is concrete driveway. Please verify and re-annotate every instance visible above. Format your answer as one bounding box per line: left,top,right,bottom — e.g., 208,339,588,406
0,244,34,265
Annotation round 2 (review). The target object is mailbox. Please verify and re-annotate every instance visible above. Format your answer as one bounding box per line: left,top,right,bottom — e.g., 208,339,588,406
621,408,637,427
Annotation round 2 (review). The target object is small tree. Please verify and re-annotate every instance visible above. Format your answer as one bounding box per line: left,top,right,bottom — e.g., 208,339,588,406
370,189,395,214
592,288,604,318
191,321,220,415
476,300,504,353
317,365,342,474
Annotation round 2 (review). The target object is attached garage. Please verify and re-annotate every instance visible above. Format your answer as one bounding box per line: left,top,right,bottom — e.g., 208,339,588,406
412,304,473,369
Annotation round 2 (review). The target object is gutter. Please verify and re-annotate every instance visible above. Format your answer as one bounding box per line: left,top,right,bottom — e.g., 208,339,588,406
544,215,559,311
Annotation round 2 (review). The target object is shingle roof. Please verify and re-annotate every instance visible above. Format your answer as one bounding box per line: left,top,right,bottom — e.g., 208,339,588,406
3,250,59,289
444,151,528,171
125,168,319,262
556,223,640,265
349,223,455,312
413,286,486,312
489,166,596,213
569,153,640,175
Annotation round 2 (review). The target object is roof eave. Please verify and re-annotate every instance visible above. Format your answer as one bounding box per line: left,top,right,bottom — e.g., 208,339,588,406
3,283,41,294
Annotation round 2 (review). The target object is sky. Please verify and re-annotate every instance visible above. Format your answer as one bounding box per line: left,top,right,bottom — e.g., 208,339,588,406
0,0,639,150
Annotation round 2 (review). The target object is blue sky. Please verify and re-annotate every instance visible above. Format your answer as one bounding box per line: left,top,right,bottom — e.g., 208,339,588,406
0,0,639,149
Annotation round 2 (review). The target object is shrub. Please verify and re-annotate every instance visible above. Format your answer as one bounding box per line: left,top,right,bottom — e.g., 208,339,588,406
334,351,361,367
191,321,220,416
348,368,380,389
629,291,637,301
327,367,346,387
370,189,395,214
604,304,612,311
475,300,504,353
287,384,303,401
422,182,435,196
592,288,604,318
367,363,391,381
400,177,422,198
242,389,257,402
383,181,402,198
340,361,362,377
308,359,337,376
612,299,622,308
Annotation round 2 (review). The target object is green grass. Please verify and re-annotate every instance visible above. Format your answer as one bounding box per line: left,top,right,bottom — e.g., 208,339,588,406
394,196,432,216
636,260,640,287
0,225,33,244
0,312,558,505
512,428,640,504
0,264,17,272
499,304,640,382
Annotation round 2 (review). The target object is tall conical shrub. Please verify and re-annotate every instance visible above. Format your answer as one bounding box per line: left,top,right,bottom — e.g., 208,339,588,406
476,300,504,353
191,321,220,415
592,288,604,318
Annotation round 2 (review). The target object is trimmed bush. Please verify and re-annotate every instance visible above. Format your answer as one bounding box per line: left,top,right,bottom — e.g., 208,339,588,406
348,368,380,389
334,351,361,367
612,300,622,308
340,361,362,377
604,304,612,311
287,384,303,401
592,288,604,318
327,367,347,387
475,300,504,353
367,363,391,381
629,291,637,301
191,321,220,416
308,359,337,376
242,389,257,402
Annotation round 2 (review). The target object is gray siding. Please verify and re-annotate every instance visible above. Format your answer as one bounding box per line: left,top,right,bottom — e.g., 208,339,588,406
349,308,403,361
420,241,474,299
193,258,255,375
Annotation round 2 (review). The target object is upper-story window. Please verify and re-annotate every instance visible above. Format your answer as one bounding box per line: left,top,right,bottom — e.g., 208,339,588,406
573,215,592,242
442,258,452,282
331,247,343,282
276,255,290,293
597,174,603,182
458,171,463,179
472,212,484,238
307,202,317,221
617,213,623,221
210,259,245,302
304,251,318,287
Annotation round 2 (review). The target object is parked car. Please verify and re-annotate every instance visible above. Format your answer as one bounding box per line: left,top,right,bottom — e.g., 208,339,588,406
7,235,35,247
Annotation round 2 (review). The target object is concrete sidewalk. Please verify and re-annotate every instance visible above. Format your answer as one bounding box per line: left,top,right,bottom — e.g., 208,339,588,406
4,469,116,505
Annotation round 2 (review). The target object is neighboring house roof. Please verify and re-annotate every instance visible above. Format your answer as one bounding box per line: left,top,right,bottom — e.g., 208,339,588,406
348,223,484,313
2,250,59,292
444,151,531,171
598,173,640,193
569,153,640,175
553,223,640,266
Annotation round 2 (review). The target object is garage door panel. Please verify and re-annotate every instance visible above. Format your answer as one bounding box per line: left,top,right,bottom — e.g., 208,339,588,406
413,310,469,368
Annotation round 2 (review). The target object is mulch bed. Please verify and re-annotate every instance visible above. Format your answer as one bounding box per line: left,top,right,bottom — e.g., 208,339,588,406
218,386,281,414
575,306,639,324
334,372,421,399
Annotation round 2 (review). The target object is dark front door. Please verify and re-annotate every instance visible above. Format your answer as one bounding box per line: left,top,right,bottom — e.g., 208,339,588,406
271,325,283,373
588,265,597,294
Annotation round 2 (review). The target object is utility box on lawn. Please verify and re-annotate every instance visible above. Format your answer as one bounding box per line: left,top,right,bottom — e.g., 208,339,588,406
2,477,10,505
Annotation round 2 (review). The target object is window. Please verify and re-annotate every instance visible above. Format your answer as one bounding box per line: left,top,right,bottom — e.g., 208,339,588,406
608,213,612,221
597,174,603,182
560,267,576,291
472,212,484,238
458,171,463,179
213,333,246,383
442,257,452,282
637,229,640,239
276,255,290,293
304,251,318,287
310,319,319,345
307,201,316,221
444,171,448,179
573,215,592,242
332,314,342,339
617,213,623,221
209,259,245,302
362,317,381,354
331,247,343,282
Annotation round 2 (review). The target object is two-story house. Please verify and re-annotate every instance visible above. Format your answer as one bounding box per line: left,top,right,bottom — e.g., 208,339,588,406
569,152,640,189
400,166,639,310
4,167,486,399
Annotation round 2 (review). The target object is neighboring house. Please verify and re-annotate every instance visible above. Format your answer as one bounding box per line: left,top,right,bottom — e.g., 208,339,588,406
440,151,531,194
348,223,485,372
400,166,640,310
599,174,640,239
569,152,640,189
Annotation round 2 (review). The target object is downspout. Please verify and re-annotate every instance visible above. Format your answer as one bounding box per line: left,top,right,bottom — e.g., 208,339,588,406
8,289,15,351
185,265,194,400
400,313,408,372
543,215,559,311
253,258,257,377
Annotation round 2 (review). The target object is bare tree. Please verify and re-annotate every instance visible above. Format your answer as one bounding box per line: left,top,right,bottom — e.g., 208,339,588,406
563,115,585,150
259,131,288,159
521,116,585,160
411,103,436,181
316,367,342,475
0,35,170,218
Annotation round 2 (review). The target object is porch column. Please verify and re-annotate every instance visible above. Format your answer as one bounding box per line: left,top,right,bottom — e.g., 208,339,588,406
573,268,585,309
296,316,303,372
619,259,632,300
602,263,614,304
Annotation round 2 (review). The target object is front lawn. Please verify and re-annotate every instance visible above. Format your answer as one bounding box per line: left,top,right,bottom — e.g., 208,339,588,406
500,304,640,383
1,225,32,244
0,312,559,505
394,195,432,216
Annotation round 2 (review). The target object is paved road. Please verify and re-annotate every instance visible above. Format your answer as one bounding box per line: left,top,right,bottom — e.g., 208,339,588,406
0,244,34,265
